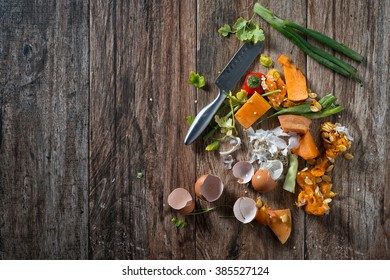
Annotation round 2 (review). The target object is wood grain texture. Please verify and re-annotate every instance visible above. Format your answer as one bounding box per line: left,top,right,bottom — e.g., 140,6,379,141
89,0,197,259
195,0,307,259
0,0,89,259
0,0,388,260
305,0,390,259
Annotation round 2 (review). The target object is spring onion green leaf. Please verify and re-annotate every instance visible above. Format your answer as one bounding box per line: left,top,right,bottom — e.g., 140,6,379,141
253,3,363,82
258,94,342,123
300,105,344,119
284,21,364,62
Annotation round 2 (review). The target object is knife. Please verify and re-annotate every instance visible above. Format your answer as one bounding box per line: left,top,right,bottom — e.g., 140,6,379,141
184,41,265,145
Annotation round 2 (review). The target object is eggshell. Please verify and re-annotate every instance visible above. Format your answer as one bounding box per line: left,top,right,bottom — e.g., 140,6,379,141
232,161,255,184
260,159,284,180
195,174,208,198
167,188,195,214
233,197,257,224
251,169,278,193
219,136,241,156
194,174,224,202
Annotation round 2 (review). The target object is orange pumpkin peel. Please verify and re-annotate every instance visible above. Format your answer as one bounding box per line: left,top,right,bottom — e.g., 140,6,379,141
296,122,353,216
255,199,292,244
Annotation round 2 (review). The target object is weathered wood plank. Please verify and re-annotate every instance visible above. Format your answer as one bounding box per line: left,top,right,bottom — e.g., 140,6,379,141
89,0,118,259
0,0,387,260
195,0,306,259
305,0,390,259
89,0,197,259
0,0,89,259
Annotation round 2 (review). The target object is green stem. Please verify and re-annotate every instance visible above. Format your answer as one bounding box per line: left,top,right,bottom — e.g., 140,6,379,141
284,21,364,62
259,103,313,122
203,104,241,141
300,105,344,119
253,3,361,82
184,205,233,216
261,89,281,97
258,94,340,123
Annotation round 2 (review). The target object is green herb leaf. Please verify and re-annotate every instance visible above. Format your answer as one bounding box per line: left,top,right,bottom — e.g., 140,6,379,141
186,115,195,126
205,140,220,151
171,217,187,228
136,172,143,179
214,115,232,129
219,16,265,44
233,17,248,30
218,24,232,37
251,26,265,44
236,28,250,41
188,71,206,89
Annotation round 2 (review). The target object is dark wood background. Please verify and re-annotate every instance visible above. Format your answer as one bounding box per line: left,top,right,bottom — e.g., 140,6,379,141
0,0,389,259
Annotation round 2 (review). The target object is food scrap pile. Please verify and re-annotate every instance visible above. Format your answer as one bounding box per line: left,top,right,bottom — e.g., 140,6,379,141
168,3,362,245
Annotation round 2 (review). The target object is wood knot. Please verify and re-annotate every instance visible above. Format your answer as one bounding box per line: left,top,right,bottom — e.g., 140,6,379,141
23,43,33,60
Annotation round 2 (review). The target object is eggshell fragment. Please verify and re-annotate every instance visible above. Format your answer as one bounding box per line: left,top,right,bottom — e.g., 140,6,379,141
251,169,278,193
167,188,195,214
194,174,224,202
261,159,284,180
233,197,257,224
232,161,255,184
219,136,241,156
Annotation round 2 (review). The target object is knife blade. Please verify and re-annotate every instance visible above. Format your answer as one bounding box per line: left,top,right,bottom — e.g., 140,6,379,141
184,41,264,145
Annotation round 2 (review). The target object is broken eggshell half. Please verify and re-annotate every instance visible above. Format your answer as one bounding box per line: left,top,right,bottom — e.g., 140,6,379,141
251,169,278,193
232,161,255,184
167,188,195,214
260,159,284,180
233,197,257,224
194,174,224,202
219,136,241,156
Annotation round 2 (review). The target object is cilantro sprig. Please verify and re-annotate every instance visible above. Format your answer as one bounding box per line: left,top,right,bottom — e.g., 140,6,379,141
171,218,187,229
218,16,265,44
188,71,206,89
204,91,247,151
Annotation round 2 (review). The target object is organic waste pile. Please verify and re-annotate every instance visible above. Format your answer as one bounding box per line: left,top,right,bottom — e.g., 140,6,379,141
167,3,361,245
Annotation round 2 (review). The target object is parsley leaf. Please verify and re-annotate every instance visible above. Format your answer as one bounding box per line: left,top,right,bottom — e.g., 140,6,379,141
186,115,195,126
218,24,232,37
171,218,187,229
214,115,234,135
233,17,248,30
219,16,265,44
188,71,206,89
251,26,265,44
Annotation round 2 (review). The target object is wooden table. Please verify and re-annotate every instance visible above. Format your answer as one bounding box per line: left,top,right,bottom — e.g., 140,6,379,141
0,0,389,260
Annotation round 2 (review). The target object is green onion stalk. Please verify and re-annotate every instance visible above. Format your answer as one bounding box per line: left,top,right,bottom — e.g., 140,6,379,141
253,3,363,82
